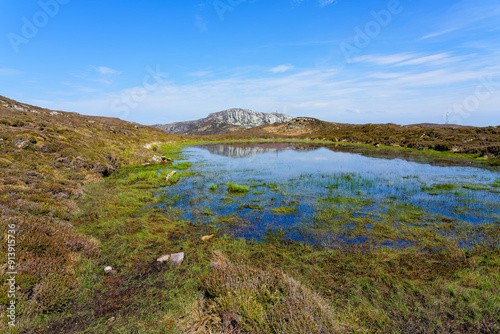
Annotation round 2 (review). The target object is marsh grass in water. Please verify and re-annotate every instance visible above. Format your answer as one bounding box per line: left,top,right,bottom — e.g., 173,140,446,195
271,206,297,215
421,183,458,195
171,162,192,170
227,182,249,193
160,144,500,248
463,184,491,191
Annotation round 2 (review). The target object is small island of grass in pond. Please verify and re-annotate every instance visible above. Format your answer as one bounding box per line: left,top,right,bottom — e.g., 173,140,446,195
227,182,249,193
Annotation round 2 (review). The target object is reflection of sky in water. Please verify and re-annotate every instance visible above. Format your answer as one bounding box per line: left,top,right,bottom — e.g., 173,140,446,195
158,143,500,244
190,145,498,184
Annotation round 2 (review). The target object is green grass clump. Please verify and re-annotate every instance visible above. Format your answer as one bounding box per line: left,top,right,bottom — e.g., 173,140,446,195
238,203,262,210
193,251,347,333
422,183,458,195
227,182,249,193
463,184,490,191
271,206,297,215
265,182,279,191
208,183,218,191
171,162,192,170
493,179,500,187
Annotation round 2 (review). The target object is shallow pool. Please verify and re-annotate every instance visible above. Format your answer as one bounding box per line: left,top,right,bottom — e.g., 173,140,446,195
158,142,500,248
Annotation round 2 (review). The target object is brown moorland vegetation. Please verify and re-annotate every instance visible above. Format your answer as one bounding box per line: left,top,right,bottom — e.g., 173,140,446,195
0,95,183,330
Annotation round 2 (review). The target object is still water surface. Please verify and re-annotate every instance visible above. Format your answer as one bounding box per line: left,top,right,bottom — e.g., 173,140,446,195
159,143,500,246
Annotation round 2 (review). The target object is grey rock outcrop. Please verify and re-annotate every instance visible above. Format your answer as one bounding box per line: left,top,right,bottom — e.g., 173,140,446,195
208,109,292,128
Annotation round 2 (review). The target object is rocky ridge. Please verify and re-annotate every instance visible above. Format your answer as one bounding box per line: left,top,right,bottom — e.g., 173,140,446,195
153,108,293,135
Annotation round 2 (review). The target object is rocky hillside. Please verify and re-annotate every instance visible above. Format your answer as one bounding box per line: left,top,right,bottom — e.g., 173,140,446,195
0,95,182,331
184,117,244,135
153,108,293,135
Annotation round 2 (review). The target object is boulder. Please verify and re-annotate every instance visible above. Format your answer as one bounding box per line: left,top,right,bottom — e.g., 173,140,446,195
165,171,177,182
156,254,170,263
104,266,113,273
169,252,184,265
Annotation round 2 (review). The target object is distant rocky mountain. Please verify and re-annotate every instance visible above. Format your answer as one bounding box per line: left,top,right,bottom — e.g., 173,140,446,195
152,108,293,135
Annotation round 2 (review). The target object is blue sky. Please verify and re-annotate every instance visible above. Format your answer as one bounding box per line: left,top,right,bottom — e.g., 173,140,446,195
1,0,499,126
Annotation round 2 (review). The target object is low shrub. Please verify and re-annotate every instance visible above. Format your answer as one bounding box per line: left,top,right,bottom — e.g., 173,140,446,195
192,251,347,333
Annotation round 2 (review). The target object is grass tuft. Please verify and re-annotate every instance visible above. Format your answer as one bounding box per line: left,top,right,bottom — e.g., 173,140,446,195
271,206,297,215
422,183,458,195
227,182,249,193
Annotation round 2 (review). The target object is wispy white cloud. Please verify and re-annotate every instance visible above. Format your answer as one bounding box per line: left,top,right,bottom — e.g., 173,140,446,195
394,53,468,66
352,52,470,67
419,0,500,40
94,66,121,76
58,81,100,94
37,52,500,126
319,0,338,7
73,66,121,85
351,53,416,65
420,28,459,40
187,71,211,77
367,72,407,79
293,0,339,7
270,64,295,73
